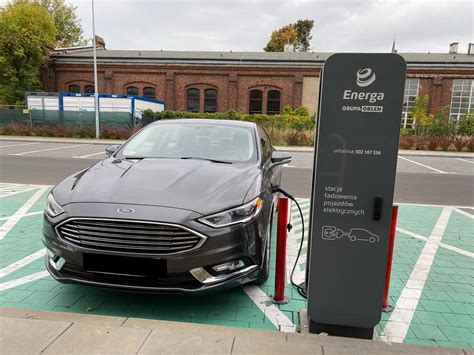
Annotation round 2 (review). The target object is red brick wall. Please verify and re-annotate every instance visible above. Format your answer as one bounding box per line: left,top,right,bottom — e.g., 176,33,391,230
44,63,473,116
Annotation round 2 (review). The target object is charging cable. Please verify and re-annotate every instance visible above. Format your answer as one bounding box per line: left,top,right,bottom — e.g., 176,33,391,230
272,186,307,298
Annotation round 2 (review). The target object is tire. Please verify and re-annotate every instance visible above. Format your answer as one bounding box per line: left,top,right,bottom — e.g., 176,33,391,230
255,206,273,285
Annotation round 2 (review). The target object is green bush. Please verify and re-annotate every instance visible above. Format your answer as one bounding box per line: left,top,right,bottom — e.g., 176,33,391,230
446,143,458,152
399,128,412,137
153,110,316,132
457,112,474,136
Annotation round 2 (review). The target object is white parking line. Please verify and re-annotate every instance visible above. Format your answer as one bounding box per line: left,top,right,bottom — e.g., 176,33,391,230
456,158,474,164
0,249,46,278
381,207,452,343
0,270,49,292
0,210,43,221
454,208,474,219
242,285,296,332
0,187,48,240
11,144,88,156
73,151,106,158
397,227,474,258
0,142,40,148
398,156,447,173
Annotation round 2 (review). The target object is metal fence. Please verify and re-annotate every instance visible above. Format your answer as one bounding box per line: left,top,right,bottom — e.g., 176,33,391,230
0,105,139,131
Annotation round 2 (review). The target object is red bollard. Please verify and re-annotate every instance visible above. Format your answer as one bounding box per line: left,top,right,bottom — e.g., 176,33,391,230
272,197,289,304
382,205,399,312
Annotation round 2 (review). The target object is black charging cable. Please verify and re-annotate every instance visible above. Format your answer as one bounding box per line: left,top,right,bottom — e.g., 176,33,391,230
272,186,307,298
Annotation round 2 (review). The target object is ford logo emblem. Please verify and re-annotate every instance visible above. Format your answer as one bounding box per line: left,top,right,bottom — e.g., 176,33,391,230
117,208,134,214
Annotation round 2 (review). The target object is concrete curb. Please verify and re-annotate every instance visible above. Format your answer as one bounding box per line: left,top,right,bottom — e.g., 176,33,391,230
0,307,463,354
0,135,473,158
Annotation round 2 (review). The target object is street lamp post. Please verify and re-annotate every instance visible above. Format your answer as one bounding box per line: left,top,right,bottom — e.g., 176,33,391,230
92,0,99,139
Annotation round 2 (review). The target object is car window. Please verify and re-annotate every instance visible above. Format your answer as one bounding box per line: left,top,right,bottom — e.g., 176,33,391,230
121,122,258,163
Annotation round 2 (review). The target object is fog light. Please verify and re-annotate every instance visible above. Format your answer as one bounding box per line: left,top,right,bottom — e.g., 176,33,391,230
212,260,245,273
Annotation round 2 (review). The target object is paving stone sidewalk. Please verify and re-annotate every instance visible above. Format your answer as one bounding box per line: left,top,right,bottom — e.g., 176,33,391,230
0,308,466,354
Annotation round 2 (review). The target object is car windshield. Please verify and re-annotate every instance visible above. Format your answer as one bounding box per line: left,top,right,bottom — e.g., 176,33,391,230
121,122,257,163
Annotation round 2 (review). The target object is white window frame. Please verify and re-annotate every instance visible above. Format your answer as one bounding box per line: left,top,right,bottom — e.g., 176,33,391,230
401,78,420,129
449,79,474,122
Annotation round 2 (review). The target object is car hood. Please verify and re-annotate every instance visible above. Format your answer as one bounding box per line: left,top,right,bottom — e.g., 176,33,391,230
54,157,261,215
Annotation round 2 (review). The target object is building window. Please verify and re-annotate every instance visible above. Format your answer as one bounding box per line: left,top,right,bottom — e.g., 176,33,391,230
267,90,281,115
249,90,263,114
204,89,217,113
84,85,95,94
126,86,139,96
187,88,200,112
143,87,156,99
401,78,420,128
68,85,80,93
449,79,474,122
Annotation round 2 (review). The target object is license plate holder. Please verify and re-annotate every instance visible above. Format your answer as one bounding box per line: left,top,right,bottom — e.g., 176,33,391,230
83,253,167,278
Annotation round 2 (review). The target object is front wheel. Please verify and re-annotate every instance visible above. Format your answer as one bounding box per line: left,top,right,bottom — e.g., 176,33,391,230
255,207,273,285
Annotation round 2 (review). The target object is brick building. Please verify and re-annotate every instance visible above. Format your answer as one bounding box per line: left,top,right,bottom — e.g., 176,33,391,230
43,42,474,128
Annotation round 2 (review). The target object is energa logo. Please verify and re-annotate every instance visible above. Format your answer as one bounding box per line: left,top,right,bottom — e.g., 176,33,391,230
356,68,376,87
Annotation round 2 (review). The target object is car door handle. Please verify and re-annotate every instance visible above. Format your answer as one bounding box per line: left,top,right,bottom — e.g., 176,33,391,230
373,195,383,221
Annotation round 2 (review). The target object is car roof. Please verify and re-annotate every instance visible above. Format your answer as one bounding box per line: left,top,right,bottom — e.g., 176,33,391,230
150,118,257,128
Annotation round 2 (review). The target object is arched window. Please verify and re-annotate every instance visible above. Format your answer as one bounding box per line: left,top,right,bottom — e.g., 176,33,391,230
267,90,281,115
249,90,263,114
126,86,139,95
204,89,217,113
143,87,156,99
68,85,80,93
187,88,200,112
84,85,95,94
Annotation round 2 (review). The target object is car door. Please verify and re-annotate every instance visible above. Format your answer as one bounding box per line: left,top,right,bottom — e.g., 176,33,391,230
258,126,278,209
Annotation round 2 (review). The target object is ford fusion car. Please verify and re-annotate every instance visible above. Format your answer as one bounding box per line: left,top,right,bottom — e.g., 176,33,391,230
43,119,291,293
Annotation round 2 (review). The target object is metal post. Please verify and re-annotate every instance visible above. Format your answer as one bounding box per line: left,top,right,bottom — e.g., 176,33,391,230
91,0,99,139
382,205,399,312
272,197,289,304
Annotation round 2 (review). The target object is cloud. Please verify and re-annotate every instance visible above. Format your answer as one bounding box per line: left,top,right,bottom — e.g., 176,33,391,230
49,0,474,53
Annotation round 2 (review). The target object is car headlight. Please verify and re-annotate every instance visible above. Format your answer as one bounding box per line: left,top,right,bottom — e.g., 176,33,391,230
199,197,263,228
46,193,64,217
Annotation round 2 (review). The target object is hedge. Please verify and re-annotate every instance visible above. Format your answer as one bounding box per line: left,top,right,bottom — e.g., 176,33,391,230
144,109,316,132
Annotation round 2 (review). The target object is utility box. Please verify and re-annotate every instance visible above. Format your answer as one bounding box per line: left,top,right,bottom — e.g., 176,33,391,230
306,53,406,339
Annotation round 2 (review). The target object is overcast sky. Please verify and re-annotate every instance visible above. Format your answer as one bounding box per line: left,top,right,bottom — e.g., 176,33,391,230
5,0,474,53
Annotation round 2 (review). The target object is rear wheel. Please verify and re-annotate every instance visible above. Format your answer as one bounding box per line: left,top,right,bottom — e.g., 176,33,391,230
255,206,273,285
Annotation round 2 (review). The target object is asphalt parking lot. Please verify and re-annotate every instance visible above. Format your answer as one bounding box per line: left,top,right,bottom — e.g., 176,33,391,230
1,140,473,175
0,183,472,348
1,139,473,207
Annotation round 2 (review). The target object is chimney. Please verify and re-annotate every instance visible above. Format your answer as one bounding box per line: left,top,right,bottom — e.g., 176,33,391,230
468,43,474,55
95,35,106,49
283,43,295,52
449,42,458,54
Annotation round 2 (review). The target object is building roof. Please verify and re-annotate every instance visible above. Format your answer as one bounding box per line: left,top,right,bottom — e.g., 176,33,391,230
49,49,474,68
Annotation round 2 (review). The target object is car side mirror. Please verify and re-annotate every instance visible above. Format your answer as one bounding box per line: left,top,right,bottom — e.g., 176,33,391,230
105,145,120,157
269,151,291,168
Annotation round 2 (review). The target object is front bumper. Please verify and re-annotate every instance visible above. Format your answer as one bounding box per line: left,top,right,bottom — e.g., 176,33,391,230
42,203,269,293
44,254,258,294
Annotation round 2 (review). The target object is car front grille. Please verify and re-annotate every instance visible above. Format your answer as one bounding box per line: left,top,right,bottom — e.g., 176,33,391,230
56,219,206,255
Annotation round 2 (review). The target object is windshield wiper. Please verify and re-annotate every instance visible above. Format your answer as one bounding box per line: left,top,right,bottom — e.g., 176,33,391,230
180,157,233,164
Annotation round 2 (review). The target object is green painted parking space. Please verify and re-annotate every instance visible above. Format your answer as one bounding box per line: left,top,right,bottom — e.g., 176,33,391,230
0,183,472,349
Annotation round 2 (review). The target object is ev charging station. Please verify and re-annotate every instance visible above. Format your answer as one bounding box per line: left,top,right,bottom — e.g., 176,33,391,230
306,53,406,339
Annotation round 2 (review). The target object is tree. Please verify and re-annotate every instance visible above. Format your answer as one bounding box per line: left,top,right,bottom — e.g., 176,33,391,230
410,95,434,135
294,19,314,52
0,1,57,104
264,19,315,52
263,24,297,52
32,0,84,47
